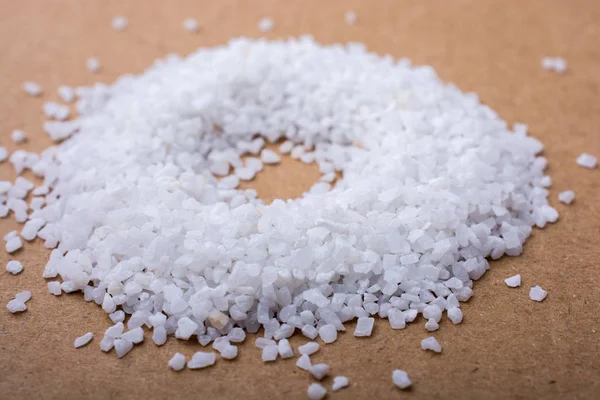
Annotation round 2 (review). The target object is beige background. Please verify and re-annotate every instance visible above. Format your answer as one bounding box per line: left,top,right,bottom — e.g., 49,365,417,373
1,1,599,399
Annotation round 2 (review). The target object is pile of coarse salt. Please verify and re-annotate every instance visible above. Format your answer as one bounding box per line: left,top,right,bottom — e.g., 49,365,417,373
3,38,559,361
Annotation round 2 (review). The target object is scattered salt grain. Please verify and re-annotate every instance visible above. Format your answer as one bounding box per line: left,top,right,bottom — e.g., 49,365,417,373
188,352,216,369
227,327,246,343
16,290,32,303
307,383,327,400
296,354,312,371
262,344,279,362
112,16,128,31
11,130,26,144
168,352,186,371
152,325,167,346
447,307,463,324
298,341,319,356
86,57,101,73
109,310,125,323
256,338,276,349
344,10,357,25
354,316,374,337
100,336,115,352
392,369,411,389
332,376,349,391
220,344,238,360
558,190,575,205
504,274,521,288
541,57,567,73
74,332,94,348
6,291,31,313
278,339,294,358
260,149,281,164
121,327,145,344
279,141,293,154
310,363,329,380
576,153,597,169
22,81,42,96
0,147,7,162
6,260,23,274
258,17,274,32
318,324,337,344
425,318,439,332
421,337,442,353
57,85,75,103
5,236,23,253
104,322,124,338
301,325,319,340
48,281,62,295
529,285,548,302
114,339,134,358
183,18,199,33
175,316,198,340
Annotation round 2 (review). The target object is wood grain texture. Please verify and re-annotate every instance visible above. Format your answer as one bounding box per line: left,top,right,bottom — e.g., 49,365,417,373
0,1,599,399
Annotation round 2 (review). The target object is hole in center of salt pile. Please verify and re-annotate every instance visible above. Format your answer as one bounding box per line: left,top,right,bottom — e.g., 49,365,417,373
238,143,323,204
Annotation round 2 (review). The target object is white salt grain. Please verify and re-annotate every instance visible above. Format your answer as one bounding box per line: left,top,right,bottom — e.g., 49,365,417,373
112,16,128,31
301,325,319,340
6,260,23,274
100,336,115,352
260,149,281,164
504,274,521,288
421,337,442,353
188,352,216,369
298,341,319,356
307,383,327,400
57,86,75,103
278,339,294,358
447,307,463,324
529,285,548,302
0,147,7,162
576,153,597,169
310,363,329,380
86,57,101,73
176,317,198,340
220,344,238,360
74,332,94,348
183,18,199,33
47,281,62,295
104,322,124,338
558,190,575,205
5,236,23,253
114,339,133,358
425,318,439,332
11,130,26,144
109,310,125,323
22,81,42,96
152,325,167,346
332,376,349,391
168,353,186,371
296,354,312,371
392,369,411,389
258,17,274,32
318,324,337,344
262,344,279,362
344,11,357,25
6,298,27,313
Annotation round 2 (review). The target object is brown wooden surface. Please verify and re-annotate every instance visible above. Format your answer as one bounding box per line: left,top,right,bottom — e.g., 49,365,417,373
1,1,599,399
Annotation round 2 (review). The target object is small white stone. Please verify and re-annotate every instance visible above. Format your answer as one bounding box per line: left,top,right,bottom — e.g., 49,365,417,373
421,336,442,353
298,341,319,356
296,354,312,371
183,18,199,33
187,352,216,369
504,274,521,288
11,130,27,144
354,316,374,337
168,352,186,371
121,327,144,344
310,363,329,380
278,339,294,358
260,149,281,164
47,281,62,295
332,375,349,391
114,339,134,358
307,383,327,400
529,285,548,302
262,344,279,362
6,260,23,274
558,190,575,205
112,16,128,31
258,17,274,32
86,57,101,73
576,153,597,169
318,324,337,344
392,369,411,389
74,332,94,348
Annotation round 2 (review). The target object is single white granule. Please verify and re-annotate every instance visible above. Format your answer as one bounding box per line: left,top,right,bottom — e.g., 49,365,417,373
447,307,463,324
256,338,276,349
279,141,293,153
260,149,281,164
278,339,294,358
262,344,279,362
220,344,238,360
558,190,575,205
421,337,442,353
86,57,101,73
425,318,439,332
22,81,42,96
227,327,246,343
296,354,311,371
5,236,23,253
109,310,125,323
236,166,256,181
121,327,144,343
529,285,548,302
175,316,198,340
541,57,567,73
47,281,62,295
505,274,521,287
298,341,319,356
57,85,75,103
114,339,134,358
100,336,114,352
152,325,167,346
302,325,319,339
392,369,411,389
576,153,597,169
6,291,31,313
16,290,31,302
11,130,26,144
0,147,7,162
310,363,329,380
168,353,186,371
112,16,128,31
354,316,374,337
307,383,327,400
318,324,337,344
257,17,274,32
74,332,94,348
540,176,552,187
183,18,199,32
332,376,349,391
344,10,357,25
6,260,23,274
188,352,216,369
104,322,124,338
21,218,44,241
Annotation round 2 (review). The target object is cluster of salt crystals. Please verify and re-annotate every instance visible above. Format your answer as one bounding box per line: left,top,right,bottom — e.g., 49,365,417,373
1,38,558,353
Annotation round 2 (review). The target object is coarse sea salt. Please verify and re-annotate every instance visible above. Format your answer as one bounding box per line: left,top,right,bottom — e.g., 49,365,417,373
257,17,274,32
112,16,128,31
74,332,94,348
421,337,442,353
332,376,349,391
307,383,327,400
168,353,186,371
576,153,597,169
529,285,548,302
11,130,27,144
183,18,199,33
558,190,575,205
392,369,411,389
504,274,521,287
6,260,23,274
